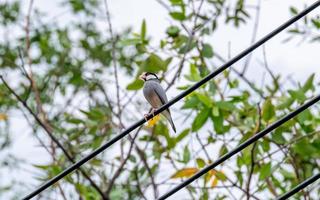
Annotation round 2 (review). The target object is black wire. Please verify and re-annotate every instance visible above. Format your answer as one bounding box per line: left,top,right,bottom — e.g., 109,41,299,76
276,173,320,200
158,95,320,200
23,1,320,199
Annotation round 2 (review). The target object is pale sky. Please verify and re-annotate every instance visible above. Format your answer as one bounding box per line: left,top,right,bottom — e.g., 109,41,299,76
2,0,320,199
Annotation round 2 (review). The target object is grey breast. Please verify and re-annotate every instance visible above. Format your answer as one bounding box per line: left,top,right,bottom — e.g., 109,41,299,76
143,80,168,109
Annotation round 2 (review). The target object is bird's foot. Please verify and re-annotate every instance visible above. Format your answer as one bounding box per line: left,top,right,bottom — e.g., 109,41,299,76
150,108,156,117
144,108,157,121
144,114,149,121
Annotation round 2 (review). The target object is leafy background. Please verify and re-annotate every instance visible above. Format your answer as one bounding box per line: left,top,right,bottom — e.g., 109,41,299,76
0,0,319,199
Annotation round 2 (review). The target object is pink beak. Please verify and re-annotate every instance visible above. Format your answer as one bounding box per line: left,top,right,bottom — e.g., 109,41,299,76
139,73,146,80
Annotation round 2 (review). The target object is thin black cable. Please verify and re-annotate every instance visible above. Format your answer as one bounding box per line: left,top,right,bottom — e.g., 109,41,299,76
23,1,320,199
276,173,320,200
158,95,320,199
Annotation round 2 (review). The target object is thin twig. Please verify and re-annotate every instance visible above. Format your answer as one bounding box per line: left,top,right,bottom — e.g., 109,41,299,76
241,0,261,75
104,0,127,162
134,169,148,200
105,127,142,196
133,137,159,199
246,103,261,200
164,0,205,91
215,52,265,99
104,0,121,119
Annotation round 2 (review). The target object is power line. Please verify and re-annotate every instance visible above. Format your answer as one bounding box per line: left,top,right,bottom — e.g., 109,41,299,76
158,94,320,200
22,1,320,199
276,173,320,200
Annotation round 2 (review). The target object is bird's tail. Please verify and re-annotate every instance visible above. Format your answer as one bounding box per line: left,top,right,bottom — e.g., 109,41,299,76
162,110,176,133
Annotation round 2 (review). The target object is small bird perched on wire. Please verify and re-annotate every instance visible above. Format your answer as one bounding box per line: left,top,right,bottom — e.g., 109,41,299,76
139,72,176,133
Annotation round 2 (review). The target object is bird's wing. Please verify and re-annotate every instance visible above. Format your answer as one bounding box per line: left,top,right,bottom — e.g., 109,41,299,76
153,82,176,132
152,82,168,106
146,81,176,132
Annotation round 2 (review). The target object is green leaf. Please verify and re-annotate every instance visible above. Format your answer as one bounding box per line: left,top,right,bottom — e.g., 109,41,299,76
169,12,186,21
80,108,105,120
302,73,315,92
215,101,235,111
178,41,197,54
311,19,320,29
211,115,228,134
292,139,318,157
288,89,306,103
202,43,214,58
272,130,286,144
154,123,174,149
175,128,190,142
164,57,173,67
169,0,183,4
141,19,147,41
219,144,228,156
126,79,144,90
235,171,243,186
90,158,103,166
277,97,294,110
212,106,219,117
196,93,212,107
189,64,201,81
183,145,191,163
184,64,201,82
238,147,252,166
166,25,180,37
239,132,254,143
142,53,168,72
262,98,275,122
215,171,227,182
192,108,210,131
120,38,141,46
280,168,296,180
69,0,85,12
289,7,298,15
261,139,270,151
196,158,206,168
182,95,200,109
66,118,84,124
297,110,312,126
33,164,50,170
212,20,217,31
110,188,125,200
259,163,272,180
136,43,147,53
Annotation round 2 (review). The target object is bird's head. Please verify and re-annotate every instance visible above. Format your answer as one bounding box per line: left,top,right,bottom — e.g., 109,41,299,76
139,72,159,81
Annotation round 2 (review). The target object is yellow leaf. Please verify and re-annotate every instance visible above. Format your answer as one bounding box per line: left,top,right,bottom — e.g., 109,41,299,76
171,168,198,179
210,169,217,175
211,177,218,188
205,169,216,183
147,114,160,127
0,113,8,121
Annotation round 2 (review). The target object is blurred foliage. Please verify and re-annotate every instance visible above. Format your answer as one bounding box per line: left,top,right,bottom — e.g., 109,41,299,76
287,6,320,42
0,0,319,199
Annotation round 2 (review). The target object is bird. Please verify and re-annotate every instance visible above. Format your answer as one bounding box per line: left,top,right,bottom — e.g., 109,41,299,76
139,72,176,133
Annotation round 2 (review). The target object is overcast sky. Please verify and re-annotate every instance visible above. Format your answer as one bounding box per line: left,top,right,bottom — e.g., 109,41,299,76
3,0,319,199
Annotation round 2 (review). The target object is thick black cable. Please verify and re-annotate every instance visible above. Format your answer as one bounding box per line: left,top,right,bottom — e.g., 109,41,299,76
23,1,320,199
276,173,320,200
158,95,320,199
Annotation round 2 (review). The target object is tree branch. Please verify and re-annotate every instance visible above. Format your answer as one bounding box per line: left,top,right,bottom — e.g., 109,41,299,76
0,75,108,199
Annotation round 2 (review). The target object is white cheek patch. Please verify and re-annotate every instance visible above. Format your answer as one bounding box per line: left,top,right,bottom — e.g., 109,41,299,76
146,74,156,80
